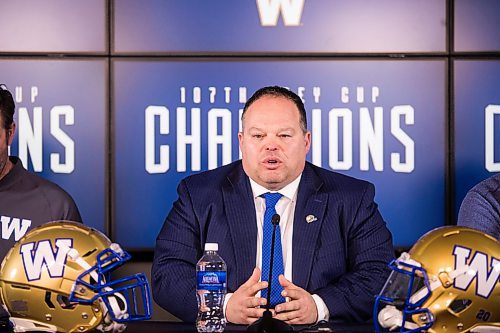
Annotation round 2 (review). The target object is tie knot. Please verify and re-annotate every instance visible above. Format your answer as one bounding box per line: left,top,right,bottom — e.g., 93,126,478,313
262,192,282,208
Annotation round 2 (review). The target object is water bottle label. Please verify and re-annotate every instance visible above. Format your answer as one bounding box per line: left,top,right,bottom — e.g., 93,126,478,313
197,271,226,291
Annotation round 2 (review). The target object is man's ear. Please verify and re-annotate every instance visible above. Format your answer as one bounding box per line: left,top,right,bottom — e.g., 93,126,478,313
7,122,16,145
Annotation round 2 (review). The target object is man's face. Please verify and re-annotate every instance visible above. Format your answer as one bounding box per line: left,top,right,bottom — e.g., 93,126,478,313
238,95,311,191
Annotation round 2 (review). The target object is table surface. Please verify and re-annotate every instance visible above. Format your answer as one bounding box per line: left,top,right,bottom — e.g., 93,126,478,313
124,321,376,333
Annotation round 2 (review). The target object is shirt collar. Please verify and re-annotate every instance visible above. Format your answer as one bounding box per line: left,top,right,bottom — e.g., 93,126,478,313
249,174,302,201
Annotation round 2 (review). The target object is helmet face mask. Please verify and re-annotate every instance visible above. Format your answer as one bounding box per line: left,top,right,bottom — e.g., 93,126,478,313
374,226,500,333
69,245,151,323
374,256,434,332
0,221,152,333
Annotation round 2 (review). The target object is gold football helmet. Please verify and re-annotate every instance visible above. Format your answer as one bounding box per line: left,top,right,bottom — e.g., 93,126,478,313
0,221,151,332
375,226,499,333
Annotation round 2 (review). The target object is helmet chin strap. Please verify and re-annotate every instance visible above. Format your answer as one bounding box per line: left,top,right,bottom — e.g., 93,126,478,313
96,308,127,333
470,326,500,333
9,317,57,333
66,246,129,332
378,305,419,331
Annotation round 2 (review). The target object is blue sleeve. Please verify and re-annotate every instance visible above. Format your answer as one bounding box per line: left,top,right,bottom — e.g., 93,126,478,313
151,179,201,322
315,183,394,321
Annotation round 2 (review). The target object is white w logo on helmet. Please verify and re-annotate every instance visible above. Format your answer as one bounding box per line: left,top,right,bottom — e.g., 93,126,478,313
20,238,73,281
453,245,500,298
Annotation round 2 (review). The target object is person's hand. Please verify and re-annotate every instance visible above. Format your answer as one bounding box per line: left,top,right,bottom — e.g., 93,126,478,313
273,275,318,324
226,267,269,324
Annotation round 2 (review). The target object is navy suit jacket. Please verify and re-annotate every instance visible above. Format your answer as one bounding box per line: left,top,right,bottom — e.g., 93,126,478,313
152,161,394,322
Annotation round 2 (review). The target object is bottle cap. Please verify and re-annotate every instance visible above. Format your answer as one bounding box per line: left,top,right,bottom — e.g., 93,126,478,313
204,243,218,251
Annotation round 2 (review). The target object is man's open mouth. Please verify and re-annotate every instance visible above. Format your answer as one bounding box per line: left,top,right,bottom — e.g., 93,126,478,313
262,157,282,168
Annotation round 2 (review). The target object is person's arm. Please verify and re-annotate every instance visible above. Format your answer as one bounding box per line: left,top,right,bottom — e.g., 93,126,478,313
315,183,394,322
151,179,201,322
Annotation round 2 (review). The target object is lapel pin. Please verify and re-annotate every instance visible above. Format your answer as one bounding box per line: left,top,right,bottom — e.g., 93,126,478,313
305,215,317,223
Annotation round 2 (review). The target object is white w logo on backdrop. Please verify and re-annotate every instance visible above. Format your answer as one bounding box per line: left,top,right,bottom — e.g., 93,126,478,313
256,0,305,26
1,215,31,241
20,239,73,281
453,245,500,298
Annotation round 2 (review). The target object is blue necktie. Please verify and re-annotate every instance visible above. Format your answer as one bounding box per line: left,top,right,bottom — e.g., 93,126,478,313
260,192,286,307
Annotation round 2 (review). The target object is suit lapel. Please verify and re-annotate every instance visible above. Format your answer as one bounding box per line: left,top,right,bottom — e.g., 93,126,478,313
292,163,327,289
223,163,257,287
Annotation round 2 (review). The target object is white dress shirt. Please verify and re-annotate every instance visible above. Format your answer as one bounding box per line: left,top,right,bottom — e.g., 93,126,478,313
223,174,329,323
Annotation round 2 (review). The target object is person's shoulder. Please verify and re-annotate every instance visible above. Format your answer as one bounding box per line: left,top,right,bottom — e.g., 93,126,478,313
472,173,500,195
306,162,373,191
182,160,243,187
461,173,500,210
29,173,73,198
14,162,75,200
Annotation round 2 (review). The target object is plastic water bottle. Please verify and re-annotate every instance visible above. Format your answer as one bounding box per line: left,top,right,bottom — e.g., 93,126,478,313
196,243,227,333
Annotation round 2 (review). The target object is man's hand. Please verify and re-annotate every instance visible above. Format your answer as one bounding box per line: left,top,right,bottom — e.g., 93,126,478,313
273,275,318,324
226,268,269,324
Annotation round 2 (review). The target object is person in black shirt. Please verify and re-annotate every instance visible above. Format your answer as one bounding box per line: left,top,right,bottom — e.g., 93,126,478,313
0,84,82,261
0,84,82,323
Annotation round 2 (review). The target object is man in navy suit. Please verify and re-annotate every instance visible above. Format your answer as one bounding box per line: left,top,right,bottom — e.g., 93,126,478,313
152,86,394,325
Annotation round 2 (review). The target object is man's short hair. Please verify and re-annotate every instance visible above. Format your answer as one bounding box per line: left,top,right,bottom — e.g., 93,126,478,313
0,84,15,130
242,86,308,133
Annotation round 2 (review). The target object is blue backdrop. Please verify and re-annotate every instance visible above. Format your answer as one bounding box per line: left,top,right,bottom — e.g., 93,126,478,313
114,60,446,248
114,0,445,53
455,60,500,212
1,59,107,232
0,0,498,251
